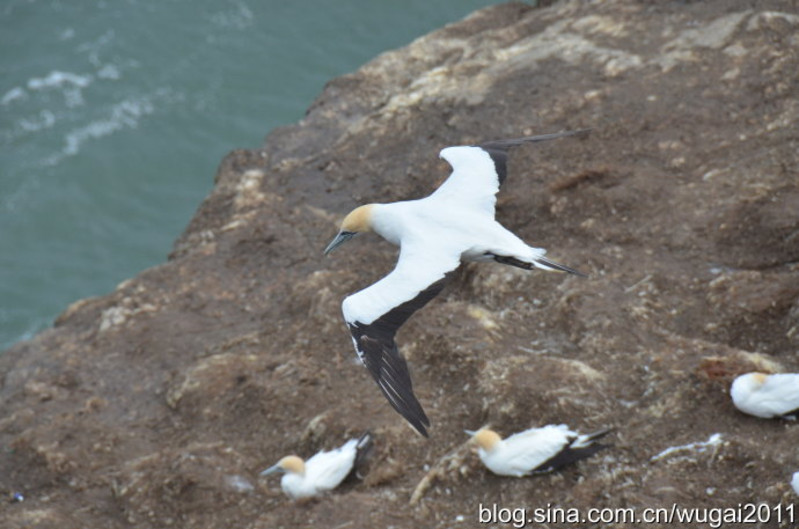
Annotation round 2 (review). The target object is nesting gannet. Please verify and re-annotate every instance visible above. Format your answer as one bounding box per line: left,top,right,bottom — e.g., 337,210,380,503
792,471,799,496
465,425,610,477
260,432,372,499
324,131,588,436
730,372,799,419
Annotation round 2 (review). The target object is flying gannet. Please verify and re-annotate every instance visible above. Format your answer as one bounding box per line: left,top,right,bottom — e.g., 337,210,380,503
260,432,373,499
324,131,588,436
465,424,610,477
730,372,799,419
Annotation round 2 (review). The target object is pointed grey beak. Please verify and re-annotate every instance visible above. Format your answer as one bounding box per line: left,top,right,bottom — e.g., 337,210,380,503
464,429,478,437
259,463,283,476
324,231,356,255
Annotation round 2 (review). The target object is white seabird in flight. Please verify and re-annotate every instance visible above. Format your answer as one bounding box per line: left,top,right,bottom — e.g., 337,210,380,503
260,432,372,499
730,372,799,419
324,131,588,436
465,424,610,477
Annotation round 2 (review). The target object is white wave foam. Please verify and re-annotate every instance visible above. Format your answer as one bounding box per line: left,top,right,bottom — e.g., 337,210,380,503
76,29,115,54
21,64,120,111
65,86,85,108
210,0,254,30
18,109,56,133
27,70,92,91
60,97,155,158
1,86,26,106
77,30,116,67
97,64,121,80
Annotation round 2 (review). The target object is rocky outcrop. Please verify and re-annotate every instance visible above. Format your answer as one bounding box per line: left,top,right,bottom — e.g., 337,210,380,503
2,1,798,527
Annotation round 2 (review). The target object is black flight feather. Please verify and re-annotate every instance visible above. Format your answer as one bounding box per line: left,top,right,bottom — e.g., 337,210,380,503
347,273,454,437
478,129,591,184
532,428,612,474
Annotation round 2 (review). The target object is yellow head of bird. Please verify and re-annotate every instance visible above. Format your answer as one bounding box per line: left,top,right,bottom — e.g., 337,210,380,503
323,204,375,255
465,428,502,452
260,455,306,477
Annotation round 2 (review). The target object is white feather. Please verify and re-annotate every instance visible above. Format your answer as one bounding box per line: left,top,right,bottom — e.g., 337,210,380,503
279,438,359,499
471,424,606,478
343,179,548,326
730,373,799,418
435,145,500,216
479,425,575,477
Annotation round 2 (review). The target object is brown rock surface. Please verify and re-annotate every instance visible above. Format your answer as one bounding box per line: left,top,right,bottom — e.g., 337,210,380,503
2,1,798,527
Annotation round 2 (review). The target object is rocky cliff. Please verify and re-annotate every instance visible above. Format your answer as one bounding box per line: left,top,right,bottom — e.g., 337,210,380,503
2,1,798,527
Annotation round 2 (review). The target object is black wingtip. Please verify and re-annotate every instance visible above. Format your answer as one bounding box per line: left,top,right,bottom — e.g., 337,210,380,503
413,421,430,438
356,431,374,452
369,359,431,437
355,431,374,466
380,385,430,438
572,441,610,462
780,408,799,419
583,427,614,442
477,129,591,184
354,331,433,438
479,128,592,151
535,256,588,278
346,431,376,481
535,431,611,474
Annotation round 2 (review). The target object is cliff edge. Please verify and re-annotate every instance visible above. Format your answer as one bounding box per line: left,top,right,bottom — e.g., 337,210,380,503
2,1,798,527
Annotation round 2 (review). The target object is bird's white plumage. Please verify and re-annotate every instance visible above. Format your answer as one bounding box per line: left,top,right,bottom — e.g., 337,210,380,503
342,204,462,326
343,180,557,326
327,132,587,436
483,425,576,477
263,437,363,499
792,471,799,496
468,424,607,477
435,146,501,216
730,372,799,418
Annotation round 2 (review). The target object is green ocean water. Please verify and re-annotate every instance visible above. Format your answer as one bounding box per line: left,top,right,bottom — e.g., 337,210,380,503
0,0,506,350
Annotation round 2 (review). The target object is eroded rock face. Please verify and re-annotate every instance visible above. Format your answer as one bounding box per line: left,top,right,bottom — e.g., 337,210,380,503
2,1,798,527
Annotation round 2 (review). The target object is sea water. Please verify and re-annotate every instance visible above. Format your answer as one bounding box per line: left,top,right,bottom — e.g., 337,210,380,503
0,0,506,350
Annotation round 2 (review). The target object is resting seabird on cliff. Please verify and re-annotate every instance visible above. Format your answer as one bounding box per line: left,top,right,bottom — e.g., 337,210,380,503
260,432,372,499
324,131,588,437
792,471,799,496
465,424,610,477
730,372,799,419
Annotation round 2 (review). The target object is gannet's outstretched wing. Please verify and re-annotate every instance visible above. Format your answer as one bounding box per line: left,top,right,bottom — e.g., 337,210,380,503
342,242,460,437
434,130,589,216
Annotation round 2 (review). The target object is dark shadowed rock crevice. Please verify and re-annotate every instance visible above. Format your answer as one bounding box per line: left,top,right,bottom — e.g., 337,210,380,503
2,1,798,528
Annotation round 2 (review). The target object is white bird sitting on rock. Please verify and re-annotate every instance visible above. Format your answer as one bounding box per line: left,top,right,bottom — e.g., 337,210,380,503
792,471,799,496
260,432,372,499
324,131,588,437
465,424,610,477
730,372,799,419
